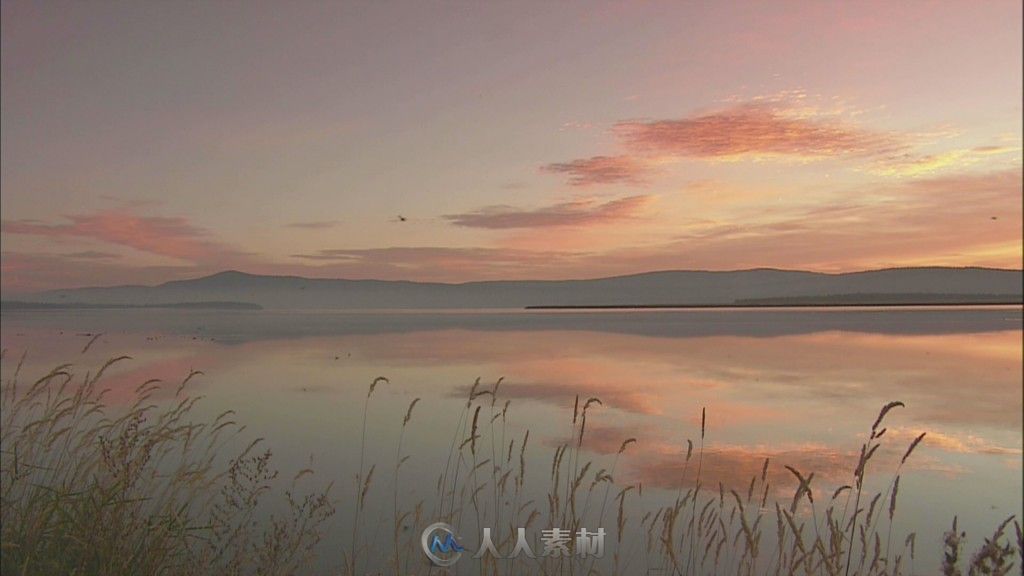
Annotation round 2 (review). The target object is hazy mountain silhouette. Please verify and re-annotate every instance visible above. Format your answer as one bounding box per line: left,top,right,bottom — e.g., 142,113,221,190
11,267,1021,309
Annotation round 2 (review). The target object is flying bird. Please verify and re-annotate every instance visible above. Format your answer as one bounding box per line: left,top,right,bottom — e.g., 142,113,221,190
397,215,407,222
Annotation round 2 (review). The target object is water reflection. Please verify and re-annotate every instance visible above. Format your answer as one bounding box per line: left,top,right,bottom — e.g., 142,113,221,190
1,307,1021,573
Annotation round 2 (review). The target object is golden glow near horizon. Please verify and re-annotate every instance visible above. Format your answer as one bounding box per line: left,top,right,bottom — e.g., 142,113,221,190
1,1,1021,292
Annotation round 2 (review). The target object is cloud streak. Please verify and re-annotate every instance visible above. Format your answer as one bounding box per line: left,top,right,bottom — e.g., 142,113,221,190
65,250,121,260
443,195,653,229
284,220,343,229
887,428,1022,457
872,145,1022,177
541,155,652,186
288,245,587,281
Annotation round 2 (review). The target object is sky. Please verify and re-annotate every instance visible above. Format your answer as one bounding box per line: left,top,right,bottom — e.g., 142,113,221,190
1,1,1022,293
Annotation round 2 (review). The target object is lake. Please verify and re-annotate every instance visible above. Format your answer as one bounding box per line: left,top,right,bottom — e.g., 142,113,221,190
2,306,1021,574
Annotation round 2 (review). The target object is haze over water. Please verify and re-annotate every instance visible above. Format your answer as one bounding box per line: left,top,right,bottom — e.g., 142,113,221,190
3,306,1020,573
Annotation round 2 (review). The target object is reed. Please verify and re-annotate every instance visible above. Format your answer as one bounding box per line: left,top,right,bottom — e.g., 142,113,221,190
348,375,386,575
392,396,420,573
0,352,333,576
2,351,1019,576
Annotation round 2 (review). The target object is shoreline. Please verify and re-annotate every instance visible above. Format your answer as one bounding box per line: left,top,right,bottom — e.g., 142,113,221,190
525,301,1024,310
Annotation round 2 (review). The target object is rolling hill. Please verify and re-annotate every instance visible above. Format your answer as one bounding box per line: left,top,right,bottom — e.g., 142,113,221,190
7,267,1021,310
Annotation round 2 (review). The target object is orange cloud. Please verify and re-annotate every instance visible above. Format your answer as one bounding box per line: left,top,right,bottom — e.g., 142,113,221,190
541,155,652,186
443,195,653,229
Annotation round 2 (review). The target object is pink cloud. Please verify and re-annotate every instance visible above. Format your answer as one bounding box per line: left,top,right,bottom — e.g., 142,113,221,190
443,195,653,229
541,155,652,186
539,97,919,190
1,210,250,264
614,102,904,160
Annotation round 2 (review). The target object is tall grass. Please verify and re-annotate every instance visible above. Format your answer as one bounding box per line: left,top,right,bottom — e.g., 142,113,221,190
2,351,1020,575
368,374,1021,576
0,351,334,576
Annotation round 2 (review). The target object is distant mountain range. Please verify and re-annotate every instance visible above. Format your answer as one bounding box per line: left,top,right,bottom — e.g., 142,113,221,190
4,267,1021,310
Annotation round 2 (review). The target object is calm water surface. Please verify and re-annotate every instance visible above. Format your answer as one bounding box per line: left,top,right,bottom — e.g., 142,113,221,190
2,307,1021,574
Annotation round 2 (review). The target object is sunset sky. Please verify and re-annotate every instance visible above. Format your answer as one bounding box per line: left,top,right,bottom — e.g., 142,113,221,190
2,1,1021,293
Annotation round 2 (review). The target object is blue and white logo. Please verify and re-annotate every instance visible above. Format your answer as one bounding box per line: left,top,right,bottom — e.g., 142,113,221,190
421,522,465,567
